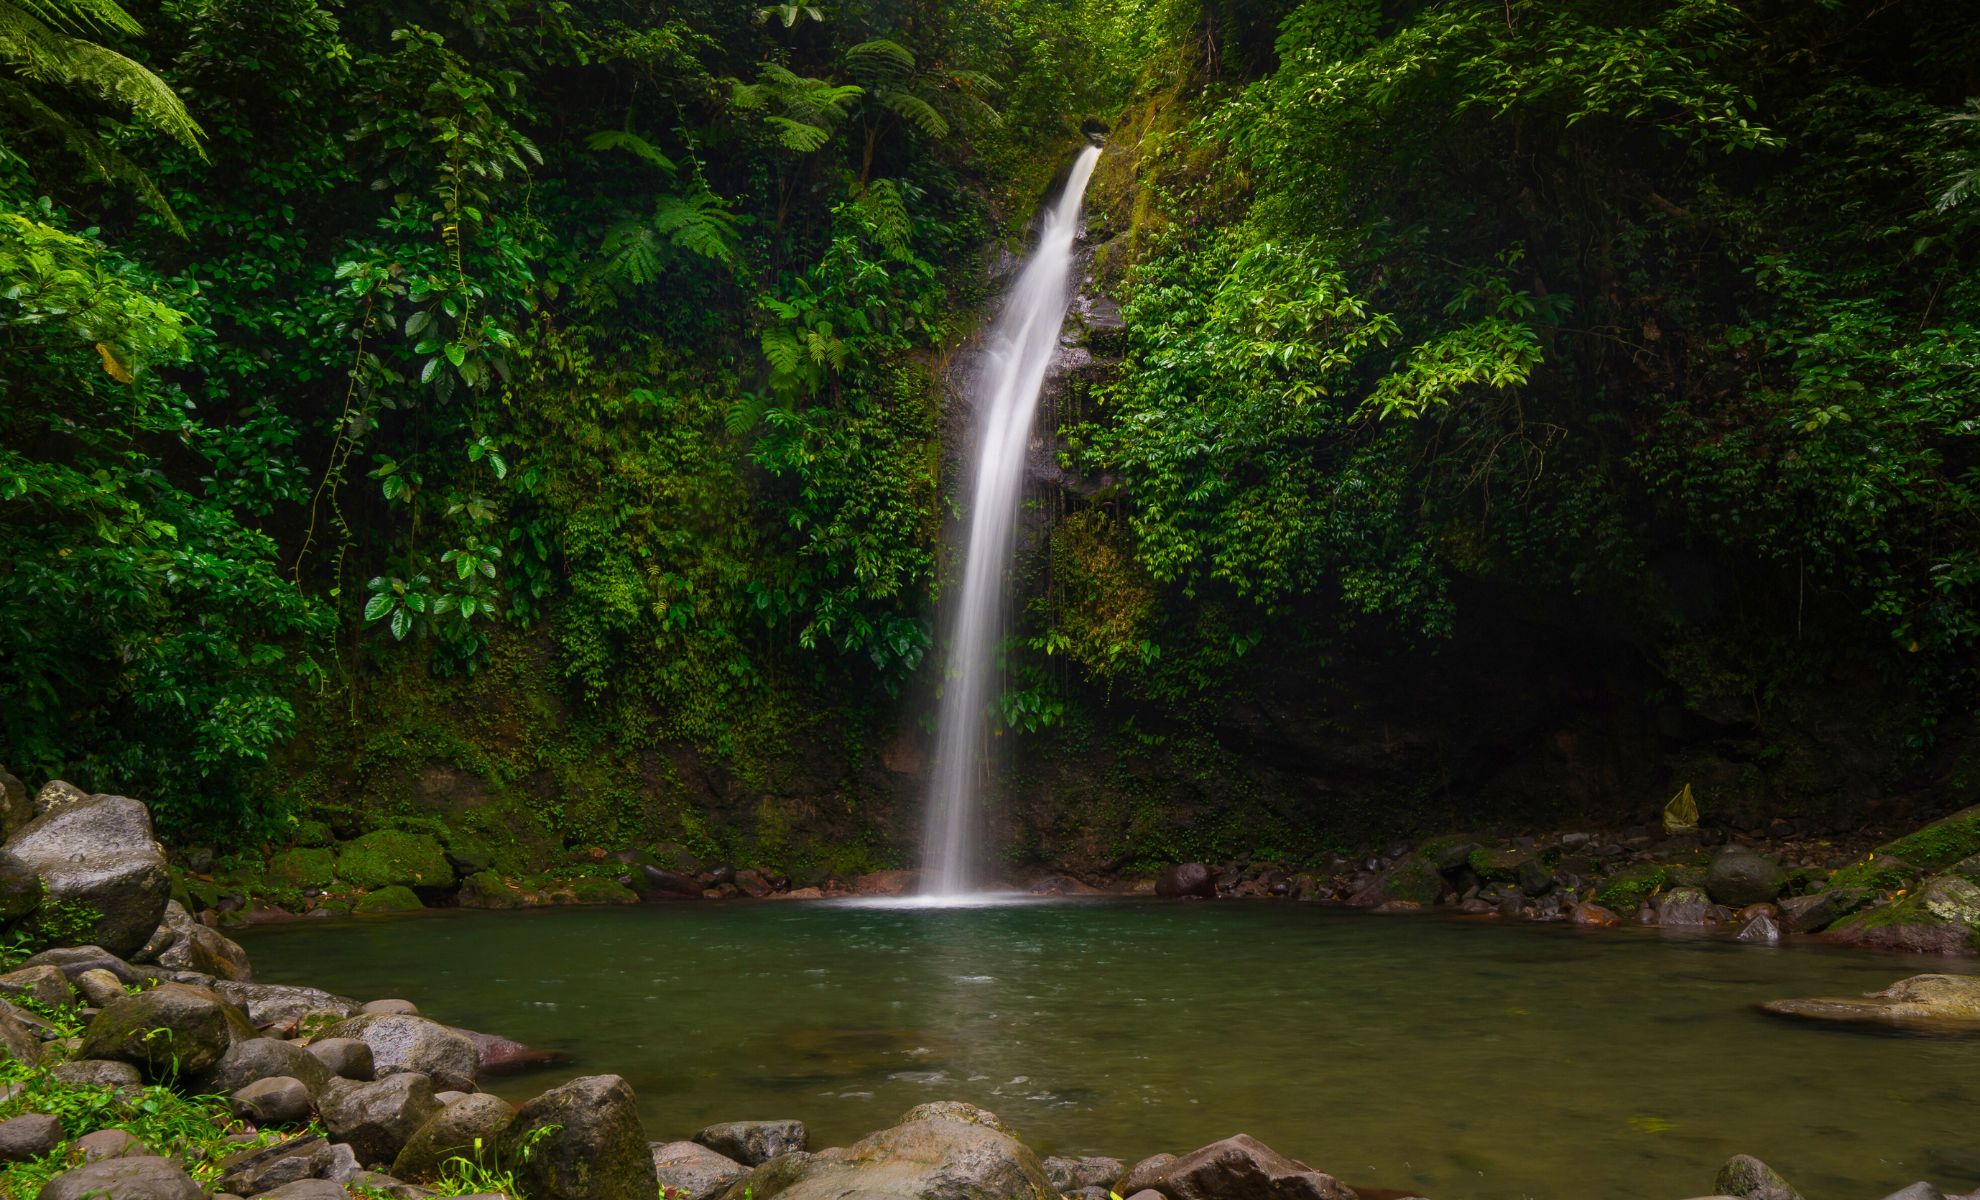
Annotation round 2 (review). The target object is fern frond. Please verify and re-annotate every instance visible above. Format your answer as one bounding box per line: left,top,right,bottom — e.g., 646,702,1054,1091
854,178,913,259
652,190,739,264
598,219,663,287
846,37,914,76
0,0,202,152
584,128,678,175
766,114,832,152
761,329,804,375
0,77,184,232
878,88,947,139
10,0,139,35
724,392,769,436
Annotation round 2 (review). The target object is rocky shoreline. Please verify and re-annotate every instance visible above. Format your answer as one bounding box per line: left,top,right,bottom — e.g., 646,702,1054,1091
4,781,1980,1198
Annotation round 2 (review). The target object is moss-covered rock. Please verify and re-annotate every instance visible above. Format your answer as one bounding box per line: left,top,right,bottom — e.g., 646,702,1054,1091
354,886,426,914
338,831,454,891
567,877,640,906
1594,864,1679,912
267,847,337,889
1828,874,1980,954
293,818,334,848
1879,806,1980,873
458,870,523,909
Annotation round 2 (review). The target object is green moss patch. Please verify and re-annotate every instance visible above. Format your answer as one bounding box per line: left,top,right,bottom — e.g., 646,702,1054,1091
337,830,454,891
354,885,425,913
266,847,336,889
1595,864,1681,912
1879,807,1980,873
459,870,524,909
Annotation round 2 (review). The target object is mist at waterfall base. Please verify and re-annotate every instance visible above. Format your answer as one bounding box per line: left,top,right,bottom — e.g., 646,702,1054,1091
919,146,1103,900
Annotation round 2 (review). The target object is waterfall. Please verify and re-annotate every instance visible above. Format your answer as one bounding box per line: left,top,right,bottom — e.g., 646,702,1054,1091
923,145,1103,897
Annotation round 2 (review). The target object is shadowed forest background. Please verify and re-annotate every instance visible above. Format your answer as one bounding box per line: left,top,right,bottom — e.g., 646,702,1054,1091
5,0,1980,877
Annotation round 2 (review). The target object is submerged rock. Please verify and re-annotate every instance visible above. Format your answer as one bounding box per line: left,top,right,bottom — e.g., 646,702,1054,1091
1761,973,1980,1032
692,1119,806,1166
5,793,169,957
1155,864,1216,900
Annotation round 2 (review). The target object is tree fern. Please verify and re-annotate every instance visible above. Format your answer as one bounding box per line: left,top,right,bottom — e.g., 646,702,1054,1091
652,190,738,264
585,128,678,176
0,0,202,150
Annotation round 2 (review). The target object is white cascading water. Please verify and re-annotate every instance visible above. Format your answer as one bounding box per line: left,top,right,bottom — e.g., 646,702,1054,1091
923,145,1103,897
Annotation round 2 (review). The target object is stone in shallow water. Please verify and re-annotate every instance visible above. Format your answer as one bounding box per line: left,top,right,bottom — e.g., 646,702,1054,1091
1155,863,1215,899
1144,1134,1356,1200
1760,973,1980,1032
716,1105,1053,1200
1115,1152,1178,1195
1715,1153,1803,1200
692,1119,806,1166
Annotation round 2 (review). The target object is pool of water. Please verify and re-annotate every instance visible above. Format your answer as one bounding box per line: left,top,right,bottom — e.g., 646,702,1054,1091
239,899,1980,1199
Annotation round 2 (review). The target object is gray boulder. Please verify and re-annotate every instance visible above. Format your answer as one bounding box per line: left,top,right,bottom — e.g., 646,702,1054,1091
72,1130,148,1161
0,1112,63,1162
0,849,41,923
897,1101,1013,1133
212,981,358,1031
0,999,40,1065
5,793,169,957
652,1140,749,1200
1155,864,1215,899
33,780,89,817
37,1157,202,1200
319,1073,443,1166
319,1014,477,1092
0,767,31,839
692,1119,806,1166
307,1037,375,1081
1652,886,1720,927
233,1076,313,1126
22,946,142,985
51,1060,141,1089
501,1074,656,1200
716,1104,1053,1200
391,1093,516,1183
1715,1154,1802,1200
1777,891,1858,933
1141,1135,1355,1200
74,968,128,1008
0,965,75,1009
1706,846,1786,907
1045,1156,1126,1192
194,1034,331,1098
1116,1154,1179,1195
147,902,251,982
215,1135,334,1195
78,982,255,1078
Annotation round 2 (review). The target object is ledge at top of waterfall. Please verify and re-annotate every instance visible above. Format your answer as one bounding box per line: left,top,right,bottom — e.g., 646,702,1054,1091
921,144,1103,900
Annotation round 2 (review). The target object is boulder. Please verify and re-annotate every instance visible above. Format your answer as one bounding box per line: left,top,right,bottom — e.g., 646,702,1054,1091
651,1140,749,1200
319,1014,478,1092
0,1000,40,1065
355,886,425,914
308,1037,376,1081
195,1032,331,1098
78,982,255,1078
1761,973,1980,1031
1876,1185,1942,1200
1155,864,1216,900
1045,1156,1126,1192
1715,1154,1802,1200
33,780,90,816
0,767,31,840
153,905,251,981
1706,846,1785,907
391,1093,516,1183
0,964,75,1009
0,1112,64,1162
74,968,128,1008
1141,1135,1355,1200
213,981,358,1030
37,1158,202,1200
1735,913,1782,945
1116,1154,1179,1195
1828,874,1980,954
232,1076,314,1126
716,1106,1052,1200
72,1129,147,1160
215,1135,334,1195
362,999,420,1016
25,946,143,985
266,848,338,890
336,831,454,893
319,1073,443,1165
692,1119,806,1166
1569,902,1620,928
1651,886,1720,928
0,849,42,923
639,867,704,899
457,870,524,910
502,1075,656,1200
51,1060,141,1089
1777,891,1856,934
5,793,169,957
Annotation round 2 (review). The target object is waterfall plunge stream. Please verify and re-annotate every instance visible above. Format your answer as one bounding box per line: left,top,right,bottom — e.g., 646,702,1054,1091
923,145,1102,897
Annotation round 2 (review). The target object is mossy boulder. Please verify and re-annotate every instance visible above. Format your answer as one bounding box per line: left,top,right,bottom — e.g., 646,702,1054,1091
1879,806,1980,873
1594,864,1679,912
267,847,337,889
293,819,334,848
458,871,523,909
1350,854,1441,907
1828,874,1980,954
355,886,425,914
338,831,454,892
569,877,640,906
